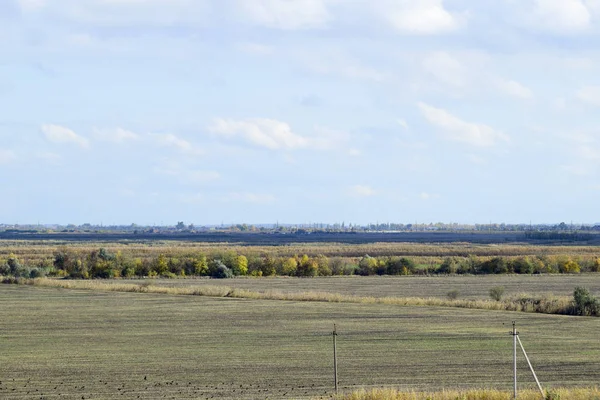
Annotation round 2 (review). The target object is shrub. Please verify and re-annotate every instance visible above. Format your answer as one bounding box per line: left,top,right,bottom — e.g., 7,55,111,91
357,255,378,276
232,255,248,276
387,257,415,275
330,257,347,275
122,266,135,278
438,257,460,274
29,269,42,279
511,257,534,274
480,257,508,274
446,289,460,300
280,257,298,276
212,263,233,279
573,287,599,316
153,254,169,275
297,255,318,277
489,286,505,301
559,259,580,274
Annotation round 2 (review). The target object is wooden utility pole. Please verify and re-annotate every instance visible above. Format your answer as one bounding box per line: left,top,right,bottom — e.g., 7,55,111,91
333,324,338,394
512,321,518,399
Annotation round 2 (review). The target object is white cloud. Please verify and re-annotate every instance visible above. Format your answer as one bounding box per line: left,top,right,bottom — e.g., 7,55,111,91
349,185,376,197
397,119,409,129
422,52,465,87
210,118,308,150
235,0,330,30
41,124,89,148
525,0,591,33
379,0,463,34
226,192,277,204
418,102,509,147
150,133,203,155
576,86,600,106
93,127,139,143
496,79,534,99
0,149,16,164
348,148,361,157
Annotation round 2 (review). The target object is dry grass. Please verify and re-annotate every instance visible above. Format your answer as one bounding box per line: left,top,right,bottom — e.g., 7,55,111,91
3,240,600,267
337,387,600,400
19,278,576,316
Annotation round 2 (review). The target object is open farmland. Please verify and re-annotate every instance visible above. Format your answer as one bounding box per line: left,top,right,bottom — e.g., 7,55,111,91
118,274,600,300
0,285,599,399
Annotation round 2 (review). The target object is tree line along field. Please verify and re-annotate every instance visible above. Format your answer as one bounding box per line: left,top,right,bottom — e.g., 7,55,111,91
2,240,600,280
0,285,599,400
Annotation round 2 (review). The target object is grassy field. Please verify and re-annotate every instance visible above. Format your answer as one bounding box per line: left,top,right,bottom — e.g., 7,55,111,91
0,285,599,399
117,274,600,299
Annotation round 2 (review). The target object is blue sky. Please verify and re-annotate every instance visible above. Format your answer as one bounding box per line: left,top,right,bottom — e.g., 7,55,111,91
1,0,600,225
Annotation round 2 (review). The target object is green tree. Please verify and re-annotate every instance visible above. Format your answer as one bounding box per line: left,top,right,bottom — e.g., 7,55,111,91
297,255,318,277
387,257,416,275
232,255,248,276
153,254,169,275
573,287,599,316
316,254,332,276
357,255,378,276
280,257,298,276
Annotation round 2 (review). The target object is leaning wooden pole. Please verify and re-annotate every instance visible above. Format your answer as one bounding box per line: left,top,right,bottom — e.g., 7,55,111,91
517,335,545,398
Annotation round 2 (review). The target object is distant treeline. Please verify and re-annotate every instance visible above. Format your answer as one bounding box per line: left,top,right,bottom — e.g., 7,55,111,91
523,231,595,241
1,248,599,279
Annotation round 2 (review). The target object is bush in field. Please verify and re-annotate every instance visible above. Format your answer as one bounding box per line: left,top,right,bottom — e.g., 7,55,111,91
329,257,348,275
386,257,416,275
7,254,23,276
168,258,184,276
573,287,599,316
153,254,169,276
316,255,332,276
70,259,89,279
193,255,209,276
511,257,534,274
211,261,233,279
446,290,460,300
480,257,509,274
231,255,248,276
559,258,580,274
357,255,378,276
134,258,151,277
438,257,460,274
591,258,600,272
489,286,505,301
29,268,42,278
297,255,318,277
260,255,277,276
280,257,298,276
